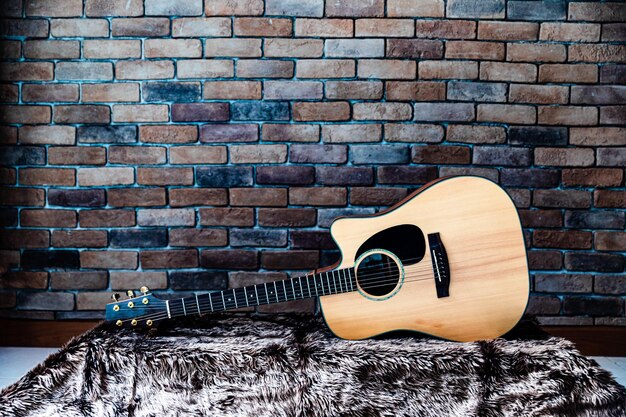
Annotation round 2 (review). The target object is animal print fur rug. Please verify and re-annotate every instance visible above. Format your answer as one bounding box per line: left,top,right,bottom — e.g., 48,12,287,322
1,314,624,417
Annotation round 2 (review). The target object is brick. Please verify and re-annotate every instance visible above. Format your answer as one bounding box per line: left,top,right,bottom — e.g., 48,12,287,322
538,64,597,83
232,101,289,121
537,106,597,126
566,211,624,230
0,105,50,124
570,127,626,146
236,60,293,78
353,103,412,121
297,59,355,79
377,166,438,184
170,146,227,164
80,209,135,227
84,40,141,59
0,146,44,165
111,271,167,291
20,168,75,186
138,209,195,227
170,229,227,247
0,40,20,59
0,63,53,82
507,43,566,63
414,102,474,122
263,124,319,142
48,189,105,207
137,168,193,185
595,190,626,208
447,125,506,144
205,0,263,15
477,104,535,124
535,148,594,167
52,230,107,248
355,19,414,37
140,125,197,144
385,124,444,143
197,166,253,187
535,274,592,293
295,19,352,37
533,230,592,250
145,0,202,15
170,271,227,291
507,1,566,20
81,250,137,269
569,45,626,63
116,61,174,80
173,17,231,37
596,232,626,252
597,148,626,167
108,188,166,207
205,39,262,57
24,40,80,59
169,188,227,207
358,60,416,79
603,23,626,42
0,1,22,17
290,187,346,206
386,40,443,60
112,104,168,123
533,190,591,209
261,250,318,269
17,292,74,311
480,62,537,82
85,0,143,16
419,61,478,80
415,19,475,39
354,146,409,165
316,166,374,185
21,250,79,269
519,209,562,228
600,106,626,125
112,18,169,36
568,2,626,22
203,81,260,100
266,0,323,16
572,86,626,105
562,168,623,187
289,230,335,250
56,62,112,81
179,61,234,79
78,167,134,186
539,23,600,42
51,271,107,290
264,81,322,100
201,250,257,270
48,146,106,165
509,84,568,104
473,146,531,166
0,83,18,103
258,208,316,227
54,105,110,124
290,144,347,163
22,84,80,103
230,229,287,247
82,83,140,103
322,124,381,143
21,209,76,228
265,39,323,58
447,0,504,18
478,21,537,40
294,102,350,121
78,126,137,145
109,146,167,165
234,17,292,36
51,18,108,37
565,253,624,273
145,39,201,58
141,250,198,269
325,39,384,58
257,166,315,185
411,146,470,165
0,168,16,185
172,103,229,122
349,187,408,206
231,144,287,163
26,0,82,16
200,208,254,227
388,0,443,17
445,41,504,60
0,230,48,249
326,0,384,17
509,126,567,146
448,81,507,102
0,19,49,38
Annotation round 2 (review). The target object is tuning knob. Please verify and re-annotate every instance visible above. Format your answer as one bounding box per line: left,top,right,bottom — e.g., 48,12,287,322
111,293,120,302
140,286,149,294
127,290,135,298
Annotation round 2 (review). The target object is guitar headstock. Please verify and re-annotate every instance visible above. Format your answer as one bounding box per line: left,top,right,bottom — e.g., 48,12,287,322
104,287,168,329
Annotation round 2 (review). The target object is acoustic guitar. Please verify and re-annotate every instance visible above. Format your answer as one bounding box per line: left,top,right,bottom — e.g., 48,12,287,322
105,176,530,342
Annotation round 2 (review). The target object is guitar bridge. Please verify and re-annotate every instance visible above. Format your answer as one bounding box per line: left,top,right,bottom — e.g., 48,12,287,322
428,233,450,298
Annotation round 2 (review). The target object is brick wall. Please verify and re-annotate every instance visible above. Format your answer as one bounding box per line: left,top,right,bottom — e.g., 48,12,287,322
0,0,624,325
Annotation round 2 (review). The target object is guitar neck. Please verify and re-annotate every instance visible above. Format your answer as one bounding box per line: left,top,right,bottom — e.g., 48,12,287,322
165,267,357,319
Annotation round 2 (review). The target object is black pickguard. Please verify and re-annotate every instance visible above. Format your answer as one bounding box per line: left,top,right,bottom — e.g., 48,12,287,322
355,224,426,266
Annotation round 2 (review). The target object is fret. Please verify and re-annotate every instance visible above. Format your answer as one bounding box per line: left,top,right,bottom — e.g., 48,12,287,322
181,298,187,316
221,291,226,310
298,276,305,298
207,292,214,312
291,278,297,299
306,275,312,298
282,280,288,301
331,270,337,294
195,294,201,315
273,281,280,303
232,288,238,309
165,300,171,318
342,269,348,293
337,270,343,293
326,272,332,295
254,284,260,305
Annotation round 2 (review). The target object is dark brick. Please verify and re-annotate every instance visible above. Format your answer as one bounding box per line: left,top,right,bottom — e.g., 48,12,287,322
600,65,626,84
595,275,626,295
77,125,137,144
0,146,45,165
54,105,110,124
535,274,592,293
597,148,626,167
500,168,560,188
231,101,290,121
473,147,531,166
48,189,105,207
595,231,626,252
200,124,258,143
533,230,592,249
290,230,336,250
563,296,622,316
386,39,443,59
0,291,16,308
377,166,438,184
143,82,201,102
564,253,624,273
110,229,167,248
169,271,228,290
525,295,561,315
508,126,567,146
108,188,166,207
448,81,507,102
17,292,74,311
230,229,287,247
507,1,566,21
197,166,253,187
317,207,376,228
257,166,315,185
140,249,198,269
527,249,562,270
50,271,107,290
565,211,625,230
171,103,229,122
201,249,258,270
316,166,374,186
258,208,316,227
533,190,591,209
447,0,505,18
261,250,319,269
200,207,254,226
412,145,470,164
350,187,408,206
21,250,79,269
351,145,409,165
519,209,563,228
290,145,347,164
0,208,17,227
0,19,49,38
595,190,626,208
571,86,626,105
0,272,48,289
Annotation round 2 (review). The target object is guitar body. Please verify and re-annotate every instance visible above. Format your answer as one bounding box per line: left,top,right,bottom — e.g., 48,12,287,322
319,176,529,342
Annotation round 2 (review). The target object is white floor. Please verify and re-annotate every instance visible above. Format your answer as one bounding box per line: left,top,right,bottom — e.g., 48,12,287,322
0,347,624,390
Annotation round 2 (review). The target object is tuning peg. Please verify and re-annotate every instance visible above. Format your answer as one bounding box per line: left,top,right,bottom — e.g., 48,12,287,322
111,293,120,302
126,290,135,298
140,286,149,294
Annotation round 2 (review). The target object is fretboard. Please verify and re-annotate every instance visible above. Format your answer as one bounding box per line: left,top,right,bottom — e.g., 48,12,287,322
165,267,357,319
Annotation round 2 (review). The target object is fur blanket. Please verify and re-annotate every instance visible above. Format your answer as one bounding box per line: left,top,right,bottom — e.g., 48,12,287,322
1,315,625,417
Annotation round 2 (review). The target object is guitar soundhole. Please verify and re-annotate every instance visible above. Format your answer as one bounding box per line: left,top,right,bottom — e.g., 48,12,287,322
356,252,401,298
